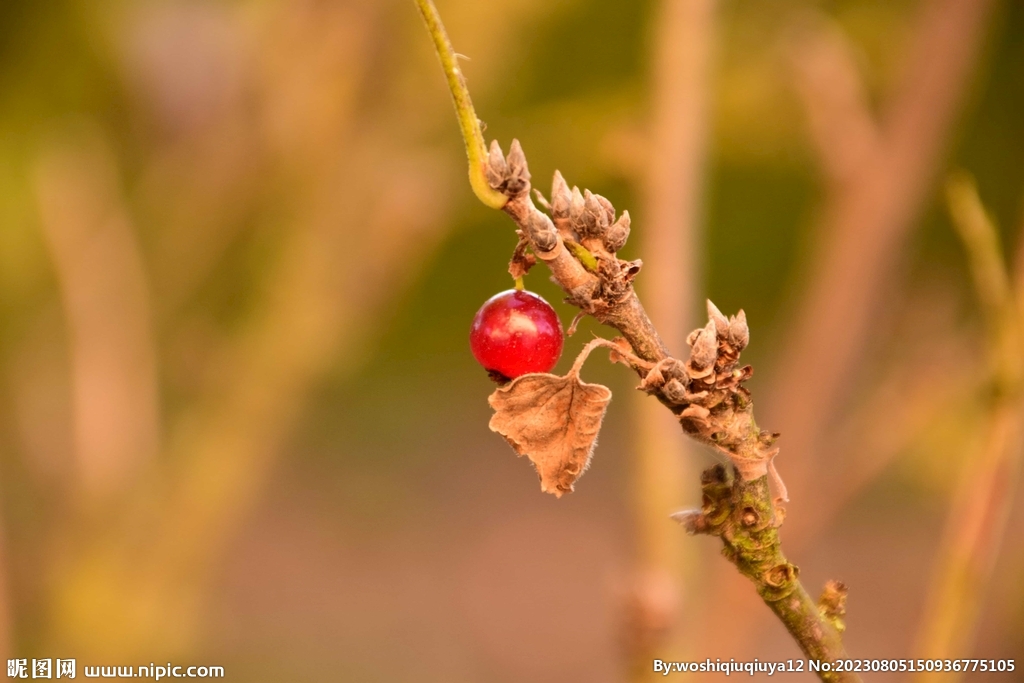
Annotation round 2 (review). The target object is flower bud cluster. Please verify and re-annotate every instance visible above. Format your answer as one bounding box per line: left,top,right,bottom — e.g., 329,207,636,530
486,139,530,198
549,171,632,255
637,301,777,482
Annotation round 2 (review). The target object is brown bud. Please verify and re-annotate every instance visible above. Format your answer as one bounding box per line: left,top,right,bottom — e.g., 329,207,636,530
603,210,631,252
550,171,571,218
569,186,586,223
670,509,707,534
504,139,531,196
680,403,711,428
594,193,615,224
577,190,601,235
528,212,559,252
728,310,749,350
687,319,718,372
486,140,507,189
707,300,729,337
662,378,687,404
583,190,613,231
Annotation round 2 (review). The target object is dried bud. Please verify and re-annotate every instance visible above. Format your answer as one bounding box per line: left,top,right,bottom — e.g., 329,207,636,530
550,171,571,218
680,404,711,429
569,186,586,224
670,509,707,534
603,210,631,252
582,190,613,234
728,310,749,350
707,300,729,337
594,193,615,224
528,211,559,252
662,378,687,404
687,319,719,373
504,139,531,196
486,140,507,189
575,190,600,235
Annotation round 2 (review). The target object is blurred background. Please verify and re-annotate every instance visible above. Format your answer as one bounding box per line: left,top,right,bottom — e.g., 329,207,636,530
0,0,1022,680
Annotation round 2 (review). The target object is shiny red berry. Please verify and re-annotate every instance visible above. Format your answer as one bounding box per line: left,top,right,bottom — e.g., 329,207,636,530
470,289,564,380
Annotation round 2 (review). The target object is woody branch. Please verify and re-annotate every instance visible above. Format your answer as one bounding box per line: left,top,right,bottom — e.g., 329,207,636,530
415,0,860,679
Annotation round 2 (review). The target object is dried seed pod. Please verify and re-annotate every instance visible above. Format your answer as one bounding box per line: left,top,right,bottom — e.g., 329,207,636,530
603,210,631,252
486,140,507,189
551,171,571,219
728,310,749,350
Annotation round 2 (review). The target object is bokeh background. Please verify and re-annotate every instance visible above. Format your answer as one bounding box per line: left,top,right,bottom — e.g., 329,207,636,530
0,0,1022,680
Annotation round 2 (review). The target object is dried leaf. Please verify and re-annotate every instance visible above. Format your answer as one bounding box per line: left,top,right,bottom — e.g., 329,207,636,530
488,339,613,497
508,234,536,279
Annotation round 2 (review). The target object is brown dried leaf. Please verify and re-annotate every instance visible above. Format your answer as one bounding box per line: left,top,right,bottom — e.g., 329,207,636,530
508,234,536,279
488,340,613,497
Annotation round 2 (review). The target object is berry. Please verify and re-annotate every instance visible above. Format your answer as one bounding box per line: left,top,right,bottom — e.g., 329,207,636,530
470,289,564,380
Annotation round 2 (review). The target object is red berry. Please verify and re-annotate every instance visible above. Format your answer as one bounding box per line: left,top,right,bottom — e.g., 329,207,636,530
470,289,564,380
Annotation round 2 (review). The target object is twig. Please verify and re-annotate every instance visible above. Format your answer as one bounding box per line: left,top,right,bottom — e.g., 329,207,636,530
417,2,858,679
623,0,715,672
913,175,1024,679
672,468,851,669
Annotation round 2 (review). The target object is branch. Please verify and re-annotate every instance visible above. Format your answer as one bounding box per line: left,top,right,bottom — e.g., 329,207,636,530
913,176,1024,678
672,467,850,672
416,2,858,678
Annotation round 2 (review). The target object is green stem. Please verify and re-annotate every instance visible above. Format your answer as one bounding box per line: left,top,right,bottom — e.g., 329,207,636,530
415,0,508,210
680,466,860,683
